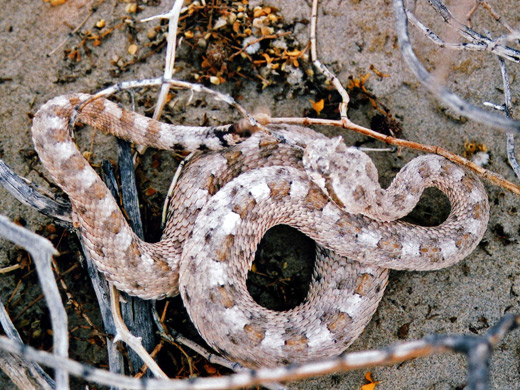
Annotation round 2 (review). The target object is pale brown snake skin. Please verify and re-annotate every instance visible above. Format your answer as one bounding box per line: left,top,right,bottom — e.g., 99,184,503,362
31,94,489,367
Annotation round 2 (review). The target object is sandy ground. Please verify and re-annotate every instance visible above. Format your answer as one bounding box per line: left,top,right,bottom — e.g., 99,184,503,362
0,0,519,389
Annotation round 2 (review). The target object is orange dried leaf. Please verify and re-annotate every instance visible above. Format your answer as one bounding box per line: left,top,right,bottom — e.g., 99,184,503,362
204,364,217,374
261,26,273,36
369,64,390,78
310,99,325,115
361,371,380,390
145,188,157,196
285,49,301,57
44,0,67,6
261,53,273,64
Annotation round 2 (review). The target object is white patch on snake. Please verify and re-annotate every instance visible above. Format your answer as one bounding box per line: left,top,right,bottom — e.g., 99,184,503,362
47,114,68,130
469,187,485,203
401,239,420,258
428,157,442,175
51,95,71,107
207,154,227,175
221,211,241,235
322,202,341,223
450,168,465,182
51,141,76,161
180,135,199,151
404,193,416,205
158,123,179,148
224,306,249,331
339,294,363,316
109,104,123,121
113,230,132,251
140,252,154,265
133,115,151,137
466,219,482,235
206,260,228,286
261,328,285,351
76,167,98,189
289,179,309,199
204,135,227,150
306,325,333,348
440,240,458,259
98,195,117,219
357,230,381,248
249,178,270,202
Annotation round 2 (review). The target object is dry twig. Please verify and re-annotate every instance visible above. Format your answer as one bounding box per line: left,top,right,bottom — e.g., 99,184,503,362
0,216,68,389
392,0,520,134
0,312,518,390
138,0,185,155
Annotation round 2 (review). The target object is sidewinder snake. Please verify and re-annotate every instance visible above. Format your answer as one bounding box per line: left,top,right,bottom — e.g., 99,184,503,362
31,93,489,367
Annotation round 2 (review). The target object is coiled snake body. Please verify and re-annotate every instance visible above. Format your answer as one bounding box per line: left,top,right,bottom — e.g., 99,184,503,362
32,94,489,367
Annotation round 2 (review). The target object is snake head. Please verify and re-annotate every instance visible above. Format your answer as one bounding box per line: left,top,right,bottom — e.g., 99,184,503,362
303,136,382,215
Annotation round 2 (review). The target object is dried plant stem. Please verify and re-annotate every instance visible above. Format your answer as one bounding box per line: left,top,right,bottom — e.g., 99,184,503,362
0,215,68,390
269,116,520,196
496,58,520,179
0,160,72,223
0,313,517,390
310,0,349,118
86,77,259,128
110,286,168,379
138,0,184,155
392,0,520,134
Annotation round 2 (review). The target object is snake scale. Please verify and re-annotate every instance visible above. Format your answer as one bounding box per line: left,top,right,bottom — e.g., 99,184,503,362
31,93,489,367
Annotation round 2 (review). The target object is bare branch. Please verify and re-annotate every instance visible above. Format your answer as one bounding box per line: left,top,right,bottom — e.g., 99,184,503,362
0,216,68,389
392,0,520,134
268,115,520,196
138,0,184,155
0,314,517,390
310,0,349,118
496,57,520,179
0,160,72,223
408,1,520,63
87,77,263,131
110,287,168,379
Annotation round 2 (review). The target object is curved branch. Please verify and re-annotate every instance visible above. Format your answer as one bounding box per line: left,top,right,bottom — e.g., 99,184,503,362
0,160,72,223
392,0,520,134
0,314,518,390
